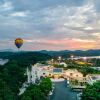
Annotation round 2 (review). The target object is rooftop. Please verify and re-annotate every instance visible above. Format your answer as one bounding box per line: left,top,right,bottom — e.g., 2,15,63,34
91,75,100,81
53,68,63,73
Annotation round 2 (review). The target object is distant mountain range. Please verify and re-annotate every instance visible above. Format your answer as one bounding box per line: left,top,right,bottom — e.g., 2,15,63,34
0,49,100,58
39,49,100,57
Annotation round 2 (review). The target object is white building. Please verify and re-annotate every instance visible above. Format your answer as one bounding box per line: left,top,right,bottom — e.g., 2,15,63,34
86,74,100,85
27,66,39,84
26,63,52,84
63,69,83,79
26,63,85,83
27,67,33,83
91,67,100,71
59,62,67,67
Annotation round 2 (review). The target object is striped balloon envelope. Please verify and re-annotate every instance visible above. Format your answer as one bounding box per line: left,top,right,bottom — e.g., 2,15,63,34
15,38,23,49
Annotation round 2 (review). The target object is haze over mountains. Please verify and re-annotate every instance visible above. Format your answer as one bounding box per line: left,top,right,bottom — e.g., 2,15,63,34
39,49,100,57
0,49,100,58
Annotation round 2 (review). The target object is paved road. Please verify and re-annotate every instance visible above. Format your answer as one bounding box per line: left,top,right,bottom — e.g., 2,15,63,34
50,80,78,100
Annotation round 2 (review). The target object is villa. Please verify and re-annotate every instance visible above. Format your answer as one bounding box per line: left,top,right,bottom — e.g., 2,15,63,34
86,74,100,85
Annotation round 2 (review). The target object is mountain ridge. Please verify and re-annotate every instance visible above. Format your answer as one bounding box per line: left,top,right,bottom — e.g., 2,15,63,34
0,49,100,58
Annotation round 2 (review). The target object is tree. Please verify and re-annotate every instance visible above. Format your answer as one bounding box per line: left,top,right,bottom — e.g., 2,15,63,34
1,60,27,94
21,85,45,100
20,78,52,100
81,81,100,100
78,67,100,77
20,96,32,100
39,78,52,96
0,79,14,100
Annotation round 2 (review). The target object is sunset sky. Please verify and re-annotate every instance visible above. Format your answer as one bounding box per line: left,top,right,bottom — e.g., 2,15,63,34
0,0,100,51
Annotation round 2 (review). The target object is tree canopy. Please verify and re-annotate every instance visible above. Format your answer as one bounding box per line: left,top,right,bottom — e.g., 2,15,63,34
20,78,52,100
81,81,100,100
0,52,51,100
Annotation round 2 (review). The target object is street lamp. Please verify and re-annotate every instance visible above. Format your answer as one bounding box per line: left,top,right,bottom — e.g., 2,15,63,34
58,56,61,64
83,57,87,62
51,59,54,66
71,55,74,60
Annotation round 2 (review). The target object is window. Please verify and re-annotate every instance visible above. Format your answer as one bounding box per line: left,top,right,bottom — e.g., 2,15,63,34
70,73,73,76
76,75,78,77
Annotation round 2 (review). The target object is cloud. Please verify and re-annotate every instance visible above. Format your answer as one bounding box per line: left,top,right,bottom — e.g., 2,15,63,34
92,33,100,38
0,1,13,11
0,0,100,50
10,11,28,17
23,38,97,50
72,38,95,43
42,0,98,32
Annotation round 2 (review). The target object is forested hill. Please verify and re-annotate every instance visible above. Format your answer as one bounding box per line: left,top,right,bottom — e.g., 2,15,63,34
0,49,100,59
0,51,51,64
39,49,100,57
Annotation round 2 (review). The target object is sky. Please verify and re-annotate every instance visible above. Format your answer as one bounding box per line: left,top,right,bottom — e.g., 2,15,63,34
0,0,100,51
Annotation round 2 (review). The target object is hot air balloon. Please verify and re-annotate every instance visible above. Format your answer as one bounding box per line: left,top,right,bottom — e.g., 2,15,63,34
15,38,23,50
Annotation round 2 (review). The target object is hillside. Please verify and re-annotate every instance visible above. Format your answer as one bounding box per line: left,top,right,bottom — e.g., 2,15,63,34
39,49,100,57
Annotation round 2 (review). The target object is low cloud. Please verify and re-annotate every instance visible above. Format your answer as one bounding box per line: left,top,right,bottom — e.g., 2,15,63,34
10,11,28,17
0,1,13,11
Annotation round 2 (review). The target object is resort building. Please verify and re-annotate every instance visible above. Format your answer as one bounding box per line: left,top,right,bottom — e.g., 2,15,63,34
27,63,85,83
63,69,83,79
27,63,53,84
86,74,100,85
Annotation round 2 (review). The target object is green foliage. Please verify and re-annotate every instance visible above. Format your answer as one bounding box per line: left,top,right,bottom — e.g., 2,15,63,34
65,60,100,76
20,78,52,100
0,52,51,65
39,78,52,96
92,59,100,67
78,67,100,76
21,85,45,100
0,79,14,100
81,81,100,100
53,64,64,68
0,52,51,100
0,60,26,95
